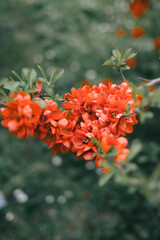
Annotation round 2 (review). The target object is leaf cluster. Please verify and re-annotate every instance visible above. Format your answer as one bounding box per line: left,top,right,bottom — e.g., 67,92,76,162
103,48,137,71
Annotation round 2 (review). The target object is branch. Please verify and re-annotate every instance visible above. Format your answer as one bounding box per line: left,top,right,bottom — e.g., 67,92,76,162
138,77,160,88
118,69,126,81
0,101,8,107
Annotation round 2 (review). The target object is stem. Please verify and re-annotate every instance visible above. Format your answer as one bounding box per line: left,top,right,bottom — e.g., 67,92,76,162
0,101,8,107
138,77,160,88
118,69,126,81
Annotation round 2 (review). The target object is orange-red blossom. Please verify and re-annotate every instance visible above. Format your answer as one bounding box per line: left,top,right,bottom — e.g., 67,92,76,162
0,80,141,173
0,92,42,138
129,0,149,19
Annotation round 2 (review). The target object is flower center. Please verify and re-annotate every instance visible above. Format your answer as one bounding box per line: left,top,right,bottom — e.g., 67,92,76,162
82,137,89,144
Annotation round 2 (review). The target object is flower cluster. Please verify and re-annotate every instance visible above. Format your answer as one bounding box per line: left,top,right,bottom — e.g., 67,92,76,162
129,0,149,19
0,81,141,173
0,92,42,138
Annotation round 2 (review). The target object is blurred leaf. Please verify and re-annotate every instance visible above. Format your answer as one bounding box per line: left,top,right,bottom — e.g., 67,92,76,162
3,81,20,95
50,68,64,86
33,99,47,109
0,88,8,99
0,78,8,86
21,68,30,82
28,69,37,88
37,65,48,82
99,171,114,186
12,70,23,82
44,85,54,98
127,141,143,161
122,48,137,61
103,60,113,66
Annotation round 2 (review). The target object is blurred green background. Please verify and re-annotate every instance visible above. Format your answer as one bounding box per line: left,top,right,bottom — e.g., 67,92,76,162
0,0,160,239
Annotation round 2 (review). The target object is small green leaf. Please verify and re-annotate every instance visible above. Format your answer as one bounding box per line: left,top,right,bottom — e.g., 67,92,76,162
112,49,121,62
92,151,99,158
12,70,23,82
127,141,143,161
0,88,8,99
33,99,47,109
50,68,64,86
126,104,131,113
28,69,37,88
122,48,137,61
3,81,20,95
103,60,113,66
54,94,64,101
99,171,114,186
120,65,130,70
44,85,54,98
91,137,103,151
0,78,9,87
21,68,30,81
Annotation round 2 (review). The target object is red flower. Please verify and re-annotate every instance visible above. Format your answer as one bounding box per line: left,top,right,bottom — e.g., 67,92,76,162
126,57,137,69
71,123,97,160
1,91,42,138
115,29,126,37
131,26,145,38
153,37,160,50
37,99,75,155
129,0,149,19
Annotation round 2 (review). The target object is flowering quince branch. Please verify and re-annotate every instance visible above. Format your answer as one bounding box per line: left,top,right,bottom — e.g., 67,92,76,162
0,49,159,186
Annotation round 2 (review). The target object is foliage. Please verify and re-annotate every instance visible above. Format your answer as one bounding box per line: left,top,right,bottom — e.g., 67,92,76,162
0,0,160,239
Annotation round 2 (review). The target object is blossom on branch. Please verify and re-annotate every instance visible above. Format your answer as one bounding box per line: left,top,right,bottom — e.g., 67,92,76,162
0,91,42,138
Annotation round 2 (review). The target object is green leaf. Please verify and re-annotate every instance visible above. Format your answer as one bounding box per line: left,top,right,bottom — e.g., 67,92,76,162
54,94,64,101
44,85,54,98
37,65,48,82
127,141,143,161
91,137,103,150
0,88,8,99
99,171,114,186
112,49,121,63
0,78,9,87
122,48,137,61
3,81,20,95
120,65,130,70
126,104,131,113
50,68,64,86
103,60,113,67
28,69,37,88
33,99,47,109
21,68,30,81
12,70,23,82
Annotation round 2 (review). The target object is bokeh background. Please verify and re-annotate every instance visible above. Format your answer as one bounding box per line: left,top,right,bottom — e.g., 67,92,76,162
0,0,160,239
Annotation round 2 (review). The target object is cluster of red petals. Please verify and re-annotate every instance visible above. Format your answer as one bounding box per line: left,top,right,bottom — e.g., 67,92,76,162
131,26,145,39
0,81,141,173
37,99,75,155
0,92,42,138
61,81,141,172
129,0,149,19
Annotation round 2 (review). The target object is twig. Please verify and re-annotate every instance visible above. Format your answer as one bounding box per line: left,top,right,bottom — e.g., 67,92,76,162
138,77,160,89
0,101,8,107
138,77,150,82
118,69,126,81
